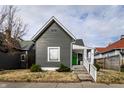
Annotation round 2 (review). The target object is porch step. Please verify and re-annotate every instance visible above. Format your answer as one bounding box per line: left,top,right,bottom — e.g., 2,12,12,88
74,70,88,74
78,74,93,81
72,65,93,82
72,66,87,71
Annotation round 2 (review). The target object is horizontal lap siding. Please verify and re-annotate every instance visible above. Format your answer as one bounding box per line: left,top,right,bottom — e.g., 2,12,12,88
36,22,72,67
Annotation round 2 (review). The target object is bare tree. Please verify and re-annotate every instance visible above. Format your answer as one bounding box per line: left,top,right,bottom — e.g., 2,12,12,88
0,5,28,51
0,6,7,31
4,6,28,39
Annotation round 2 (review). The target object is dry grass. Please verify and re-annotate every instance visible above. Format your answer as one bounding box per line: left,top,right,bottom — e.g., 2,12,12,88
0,69,79,82
97,69,124,84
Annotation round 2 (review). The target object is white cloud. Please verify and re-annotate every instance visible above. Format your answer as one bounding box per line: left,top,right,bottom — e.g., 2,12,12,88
1,5,124,47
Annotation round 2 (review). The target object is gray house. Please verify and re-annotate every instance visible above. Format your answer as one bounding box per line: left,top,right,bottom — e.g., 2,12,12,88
32,16,94,70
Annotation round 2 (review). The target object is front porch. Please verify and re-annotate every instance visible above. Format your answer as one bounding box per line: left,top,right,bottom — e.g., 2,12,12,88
72,44,94,66
72,44,97,82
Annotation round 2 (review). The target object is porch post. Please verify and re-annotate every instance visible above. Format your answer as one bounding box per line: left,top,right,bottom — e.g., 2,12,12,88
83,48,87,64
91,49,95,64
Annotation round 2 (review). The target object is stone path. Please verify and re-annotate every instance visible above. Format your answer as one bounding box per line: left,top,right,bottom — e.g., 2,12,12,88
72,65,93,81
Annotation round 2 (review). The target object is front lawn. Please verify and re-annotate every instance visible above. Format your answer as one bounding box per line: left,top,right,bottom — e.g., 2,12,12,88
0,69,79,82
97,69,124,84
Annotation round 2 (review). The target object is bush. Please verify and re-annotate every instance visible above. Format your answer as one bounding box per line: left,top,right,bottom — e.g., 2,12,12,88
94,63,100,71
121,65,124,72
30,64,42,72
121,65,124,68
56,64,71,72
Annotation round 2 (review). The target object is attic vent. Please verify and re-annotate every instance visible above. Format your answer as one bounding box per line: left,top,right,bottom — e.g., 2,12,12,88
121,35,124,40
51,29,57,32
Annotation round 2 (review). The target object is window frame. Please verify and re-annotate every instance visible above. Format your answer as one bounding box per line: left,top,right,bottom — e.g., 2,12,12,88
47,47,60,62
21,54,26,62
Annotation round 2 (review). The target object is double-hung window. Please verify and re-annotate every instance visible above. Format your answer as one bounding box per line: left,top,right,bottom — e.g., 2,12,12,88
48,47,60,62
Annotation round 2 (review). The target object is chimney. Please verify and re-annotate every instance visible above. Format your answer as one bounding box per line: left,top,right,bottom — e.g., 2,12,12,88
121,35,124,40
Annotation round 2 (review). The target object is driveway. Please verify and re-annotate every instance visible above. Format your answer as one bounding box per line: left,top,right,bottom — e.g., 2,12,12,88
0,82,124,88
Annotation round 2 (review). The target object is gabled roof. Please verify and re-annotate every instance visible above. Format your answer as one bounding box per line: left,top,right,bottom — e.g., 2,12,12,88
74,39,84,46
96,37,124,53
32,16,76,41
96,47,106,53
19,41,34,51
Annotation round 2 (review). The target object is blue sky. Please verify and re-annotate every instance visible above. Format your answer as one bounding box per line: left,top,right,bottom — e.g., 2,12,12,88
1,5,124,47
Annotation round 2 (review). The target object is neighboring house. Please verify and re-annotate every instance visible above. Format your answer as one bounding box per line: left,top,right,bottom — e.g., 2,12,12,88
95,35,124,71
0,32,21,70
20,41,35,68
0,32,35,69
32,16,94,70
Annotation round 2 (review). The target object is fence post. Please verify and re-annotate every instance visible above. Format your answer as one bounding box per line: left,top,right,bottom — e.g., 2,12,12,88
89,64,90,73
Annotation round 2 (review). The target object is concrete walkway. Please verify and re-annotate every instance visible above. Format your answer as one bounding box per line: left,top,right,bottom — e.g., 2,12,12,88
72,65,93,81
0,82,124,88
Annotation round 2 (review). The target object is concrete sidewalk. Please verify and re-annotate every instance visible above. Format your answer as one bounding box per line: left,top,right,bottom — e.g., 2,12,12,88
0,82,124,88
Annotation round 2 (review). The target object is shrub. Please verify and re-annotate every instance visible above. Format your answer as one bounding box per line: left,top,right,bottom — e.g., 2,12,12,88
94,63,100,71
30,64,42,72
121,65,124,68
56,64,71,72
121,65,124,72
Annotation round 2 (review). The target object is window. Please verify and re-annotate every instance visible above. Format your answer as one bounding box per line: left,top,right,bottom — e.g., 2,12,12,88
51,29,57,32
21,54,26,61
48,47,60,62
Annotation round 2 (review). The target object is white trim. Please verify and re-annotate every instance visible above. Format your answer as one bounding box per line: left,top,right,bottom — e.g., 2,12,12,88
73,44,94,50
32,16,76,41
77,53,78,65
47,47,60,62
42,67,59,71
70,42,73,69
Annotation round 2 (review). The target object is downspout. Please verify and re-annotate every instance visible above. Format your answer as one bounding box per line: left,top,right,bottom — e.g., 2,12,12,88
26,51,28,69
70,41,75,69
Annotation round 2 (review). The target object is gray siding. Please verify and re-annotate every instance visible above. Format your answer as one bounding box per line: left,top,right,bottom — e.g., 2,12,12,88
0,52,21,69
36,22,73,67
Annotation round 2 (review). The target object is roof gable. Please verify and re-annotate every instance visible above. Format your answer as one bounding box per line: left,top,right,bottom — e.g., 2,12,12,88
19,41,34,50
32,16,76,41
74,39,84,46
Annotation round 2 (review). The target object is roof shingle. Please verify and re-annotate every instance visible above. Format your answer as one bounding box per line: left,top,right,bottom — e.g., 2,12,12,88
96,38,124,53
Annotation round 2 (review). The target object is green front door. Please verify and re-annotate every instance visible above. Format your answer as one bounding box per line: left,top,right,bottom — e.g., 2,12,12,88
72,53,77,65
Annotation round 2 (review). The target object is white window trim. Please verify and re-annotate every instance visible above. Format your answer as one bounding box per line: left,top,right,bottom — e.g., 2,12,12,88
47,47,60,62
21,54,26,62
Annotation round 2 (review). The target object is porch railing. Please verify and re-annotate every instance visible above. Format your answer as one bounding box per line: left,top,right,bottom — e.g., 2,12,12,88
83,59,90,73
83,60,97,82
89,64,97,82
